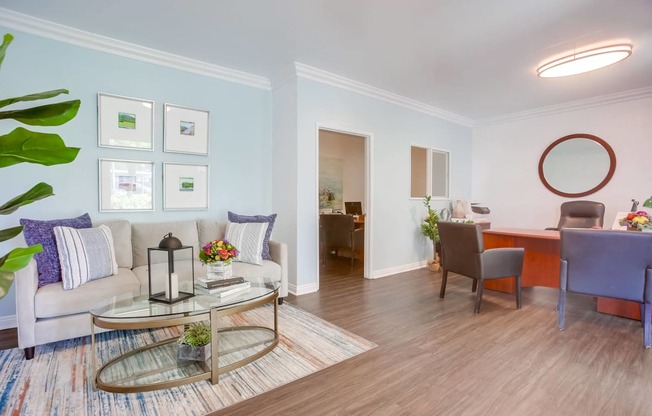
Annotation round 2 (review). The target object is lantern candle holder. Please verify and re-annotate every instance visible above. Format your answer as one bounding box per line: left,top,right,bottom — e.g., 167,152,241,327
148,233,195,304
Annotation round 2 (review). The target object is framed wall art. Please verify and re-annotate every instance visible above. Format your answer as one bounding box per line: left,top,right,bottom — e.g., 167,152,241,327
163,103,210,155
98,93,154,150
163,162,209,210
99,159,155,212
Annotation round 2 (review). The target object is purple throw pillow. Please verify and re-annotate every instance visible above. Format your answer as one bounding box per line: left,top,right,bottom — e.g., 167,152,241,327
20,213,92,287
227,211,277,260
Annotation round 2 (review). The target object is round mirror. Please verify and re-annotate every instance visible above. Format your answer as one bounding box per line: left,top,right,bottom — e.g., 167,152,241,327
538,134,616,198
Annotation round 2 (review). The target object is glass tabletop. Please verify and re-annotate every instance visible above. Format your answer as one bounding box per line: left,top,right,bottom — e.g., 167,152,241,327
90,278,279,319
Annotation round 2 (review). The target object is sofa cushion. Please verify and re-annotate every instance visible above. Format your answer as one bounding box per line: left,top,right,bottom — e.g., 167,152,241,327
225,221,268,266
228,211,277,260
132,259,197,296
93,219,133,268
20,213,92,287
233,260,282,280
34,268,139,319
197,219,226,246
131,221,199,267
54,225,119,290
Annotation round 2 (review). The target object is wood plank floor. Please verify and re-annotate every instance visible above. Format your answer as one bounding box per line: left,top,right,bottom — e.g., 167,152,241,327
211,257,652,416
2,256,652,415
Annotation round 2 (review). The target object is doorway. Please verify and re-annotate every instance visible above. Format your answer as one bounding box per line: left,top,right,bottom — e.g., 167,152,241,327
317,128,370,285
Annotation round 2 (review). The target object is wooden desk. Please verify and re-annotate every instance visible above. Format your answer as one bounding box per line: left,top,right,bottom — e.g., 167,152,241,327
483,228,560,292
482,227,640,320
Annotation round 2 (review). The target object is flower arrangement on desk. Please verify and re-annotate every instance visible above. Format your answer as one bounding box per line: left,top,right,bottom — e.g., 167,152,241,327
619,211,651,231
199,239,239,264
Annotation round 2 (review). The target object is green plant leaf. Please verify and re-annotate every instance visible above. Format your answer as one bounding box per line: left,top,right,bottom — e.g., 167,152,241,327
0,244,42,273
0,271,14,300
0,182,54,215
0,33,13,71
0,128,80,167
0,99,80,126
0,226,23,243
0,89,69,110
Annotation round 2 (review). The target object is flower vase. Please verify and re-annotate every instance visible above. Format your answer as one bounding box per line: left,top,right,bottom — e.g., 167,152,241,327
207,262,233,280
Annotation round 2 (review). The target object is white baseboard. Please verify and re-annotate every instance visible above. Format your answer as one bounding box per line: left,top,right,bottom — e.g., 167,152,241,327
289,282,320,296
0,315,17,330
369,261,428,279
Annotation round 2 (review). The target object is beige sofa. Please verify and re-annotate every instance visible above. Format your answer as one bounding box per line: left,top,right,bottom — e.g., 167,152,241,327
14,219,288,360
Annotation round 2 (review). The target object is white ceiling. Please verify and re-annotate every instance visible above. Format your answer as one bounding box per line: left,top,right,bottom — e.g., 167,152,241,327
1,0,651,122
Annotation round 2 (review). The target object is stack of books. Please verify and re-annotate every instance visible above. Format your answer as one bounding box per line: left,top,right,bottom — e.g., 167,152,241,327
195,277,250,297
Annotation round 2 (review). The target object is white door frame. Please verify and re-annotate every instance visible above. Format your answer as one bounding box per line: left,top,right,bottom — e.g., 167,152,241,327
316,123,373,280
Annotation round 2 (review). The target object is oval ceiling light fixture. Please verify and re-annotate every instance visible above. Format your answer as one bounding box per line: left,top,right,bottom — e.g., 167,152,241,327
537,44,632,78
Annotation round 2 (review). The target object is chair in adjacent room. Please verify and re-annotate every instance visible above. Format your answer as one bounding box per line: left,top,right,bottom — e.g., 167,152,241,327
558,228,652,348
547,200,605,230
320,214,364,268
438,221,525,314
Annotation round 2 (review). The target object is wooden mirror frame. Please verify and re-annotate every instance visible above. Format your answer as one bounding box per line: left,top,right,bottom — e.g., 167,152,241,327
538,133,616,198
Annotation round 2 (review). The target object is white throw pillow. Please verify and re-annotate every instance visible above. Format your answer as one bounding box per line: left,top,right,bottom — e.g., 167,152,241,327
225,221,269,266
54,224,118,290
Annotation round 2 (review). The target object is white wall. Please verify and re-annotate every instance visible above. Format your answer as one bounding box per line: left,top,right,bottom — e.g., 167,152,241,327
288,77,472,293
472,97,652,229
319,130,366,211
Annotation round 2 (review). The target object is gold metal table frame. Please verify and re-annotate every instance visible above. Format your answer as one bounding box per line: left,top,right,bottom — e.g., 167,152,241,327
90,283,279,393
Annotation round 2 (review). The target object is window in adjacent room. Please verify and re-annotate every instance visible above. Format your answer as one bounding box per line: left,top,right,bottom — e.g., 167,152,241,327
410,145,450,199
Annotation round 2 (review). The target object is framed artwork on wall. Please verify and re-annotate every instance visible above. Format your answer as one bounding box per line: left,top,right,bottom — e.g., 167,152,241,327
163,162,209,210
98,93,154,150
99,159,155,211
163,103,210,155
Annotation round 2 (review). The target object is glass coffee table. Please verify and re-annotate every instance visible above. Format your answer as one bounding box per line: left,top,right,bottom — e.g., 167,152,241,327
89,278,280,393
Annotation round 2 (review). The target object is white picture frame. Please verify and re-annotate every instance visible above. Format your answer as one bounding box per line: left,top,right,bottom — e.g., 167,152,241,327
99,159,155,212
98,93,154,150
163,162,209,210
164,103,210,155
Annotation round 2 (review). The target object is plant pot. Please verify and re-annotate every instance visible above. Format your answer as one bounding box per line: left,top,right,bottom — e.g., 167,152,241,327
427,258,441,272
207,262,232,279
177,343,211,361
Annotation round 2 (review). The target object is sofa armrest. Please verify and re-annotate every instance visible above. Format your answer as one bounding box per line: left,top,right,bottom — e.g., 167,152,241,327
14,258,39,349
268,240,288,298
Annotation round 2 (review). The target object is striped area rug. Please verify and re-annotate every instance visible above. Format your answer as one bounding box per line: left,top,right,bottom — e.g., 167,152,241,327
0,303,376,415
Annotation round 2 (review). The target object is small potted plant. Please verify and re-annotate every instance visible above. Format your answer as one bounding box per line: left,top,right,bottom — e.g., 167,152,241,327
421,195,441,272
177,321,212,361
619,211,651,231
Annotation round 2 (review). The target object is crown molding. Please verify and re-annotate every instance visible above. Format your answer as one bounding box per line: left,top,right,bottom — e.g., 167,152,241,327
476,86,652,127
295,62,474,127
0,8,271,90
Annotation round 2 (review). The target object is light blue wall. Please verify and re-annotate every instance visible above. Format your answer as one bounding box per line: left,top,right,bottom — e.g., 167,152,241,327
0,29,272,318
293,77,473,289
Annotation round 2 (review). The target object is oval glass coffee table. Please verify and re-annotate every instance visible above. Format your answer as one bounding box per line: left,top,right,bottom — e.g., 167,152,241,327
89,278,280,393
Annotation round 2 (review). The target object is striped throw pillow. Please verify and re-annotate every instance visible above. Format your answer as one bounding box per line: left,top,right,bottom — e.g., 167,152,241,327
225,221,269,266
54,225,118,290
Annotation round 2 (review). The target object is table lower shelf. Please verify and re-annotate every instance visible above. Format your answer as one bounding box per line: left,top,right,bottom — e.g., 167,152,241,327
96,326,278,393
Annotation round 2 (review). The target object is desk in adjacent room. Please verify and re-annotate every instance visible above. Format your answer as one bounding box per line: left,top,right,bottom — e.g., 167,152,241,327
482,227,641,320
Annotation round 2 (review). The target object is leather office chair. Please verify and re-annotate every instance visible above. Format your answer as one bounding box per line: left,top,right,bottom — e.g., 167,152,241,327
438,221,525,314
548,200,605,230
320,214,364,268
558,229,652,348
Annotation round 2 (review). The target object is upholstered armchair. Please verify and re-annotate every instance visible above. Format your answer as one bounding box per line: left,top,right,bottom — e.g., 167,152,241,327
320,214,364,268
438,221,525,314
547,200,605,230
558,228,652,348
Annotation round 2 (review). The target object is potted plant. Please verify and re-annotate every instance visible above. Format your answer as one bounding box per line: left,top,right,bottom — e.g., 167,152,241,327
0,33,80,299
177,321,212,361
421,195,441,272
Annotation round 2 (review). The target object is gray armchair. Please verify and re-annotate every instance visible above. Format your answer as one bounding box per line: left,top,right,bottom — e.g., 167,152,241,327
558,229,652,348
547,200,605,230
320,214,364,268
438,221,525,314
